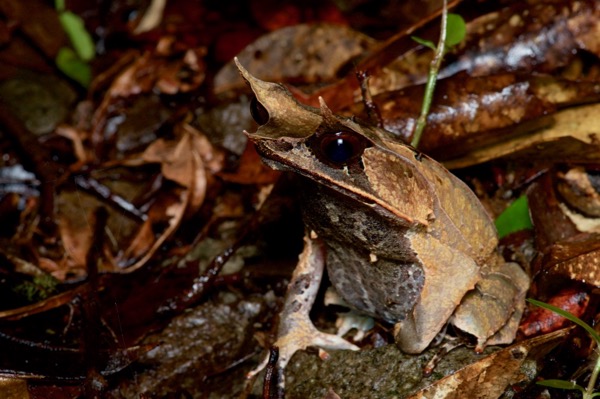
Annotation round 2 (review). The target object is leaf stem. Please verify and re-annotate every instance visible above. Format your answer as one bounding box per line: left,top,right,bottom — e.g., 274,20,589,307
411,0,448,148
585,350,600,399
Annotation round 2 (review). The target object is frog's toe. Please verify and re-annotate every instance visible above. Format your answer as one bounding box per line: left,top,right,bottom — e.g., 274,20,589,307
275,323,360,370
246,325,359,382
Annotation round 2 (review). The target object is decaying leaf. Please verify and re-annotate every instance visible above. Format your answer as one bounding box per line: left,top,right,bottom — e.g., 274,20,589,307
528,170,600,286
445,103,600,168
407,328,571,399
443,0,600,77
349,74,600,159
556,167,600,217
90,40,207,158
115,124,223,272
214,24,376,95
519,288,590,337
291,0,599,112
0,377,28,399
527,172,580,251
539,234,600,287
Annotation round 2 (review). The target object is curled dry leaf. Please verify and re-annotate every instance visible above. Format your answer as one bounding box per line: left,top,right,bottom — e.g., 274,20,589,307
141,124,223,211
98,42,206,99
55,125,91,164
118,187,188,272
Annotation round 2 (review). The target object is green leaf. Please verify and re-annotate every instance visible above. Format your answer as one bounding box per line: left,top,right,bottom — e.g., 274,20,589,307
527,298,600,345
59,11,95,61
56,47,91,87
536,379,586,393
411,36,436,51
494,195,533,238
55,0,65,11
445,13,466,47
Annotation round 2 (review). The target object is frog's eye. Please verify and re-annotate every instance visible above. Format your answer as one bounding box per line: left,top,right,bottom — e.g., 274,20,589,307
250,96,269,125
312,131,368,167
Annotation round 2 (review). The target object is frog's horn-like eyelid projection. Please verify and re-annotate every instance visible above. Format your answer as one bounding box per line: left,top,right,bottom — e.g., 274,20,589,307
234,57,322,140
318,96,334,119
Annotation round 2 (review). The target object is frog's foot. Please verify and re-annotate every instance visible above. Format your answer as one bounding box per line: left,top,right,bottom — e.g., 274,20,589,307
325,287,375,341
247,312,360,381
247,232,359,384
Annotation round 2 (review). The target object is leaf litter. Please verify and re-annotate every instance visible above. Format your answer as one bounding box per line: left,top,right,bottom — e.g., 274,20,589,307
0,0,598,398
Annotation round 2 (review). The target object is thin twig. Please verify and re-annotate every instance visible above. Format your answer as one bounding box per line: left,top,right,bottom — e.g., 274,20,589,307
411,0,448,148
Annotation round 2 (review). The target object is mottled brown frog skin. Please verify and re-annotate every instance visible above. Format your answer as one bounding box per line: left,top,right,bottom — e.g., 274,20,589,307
235,59,529,376
300,179,425,323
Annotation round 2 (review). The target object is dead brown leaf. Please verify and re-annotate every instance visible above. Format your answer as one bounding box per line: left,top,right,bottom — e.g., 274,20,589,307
214,24,376,95
445,103,600,168
408,328,571,399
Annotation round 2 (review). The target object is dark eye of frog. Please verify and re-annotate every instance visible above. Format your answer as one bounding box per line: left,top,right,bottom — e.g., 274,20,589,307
250,96,269,125
311,131,368,167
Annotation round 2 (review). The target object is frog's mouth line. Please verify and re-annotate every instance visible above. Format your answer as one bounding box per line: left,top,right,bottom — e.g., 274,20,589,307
253,139,422,227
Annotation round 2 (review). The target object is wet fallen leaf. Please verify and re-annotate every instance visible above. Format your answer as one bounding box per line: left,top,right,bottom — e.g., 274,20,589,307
527,172,580,252
348,74,600,159
444,1,600,77
519,288,591,337
1,1,599,397
445,102,600,168
407,328,572,399
540,233,600,287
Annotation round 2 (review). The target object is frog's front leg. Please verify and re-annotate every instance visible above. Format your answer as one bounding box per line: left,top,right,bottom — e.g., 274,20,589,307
247,231,359,383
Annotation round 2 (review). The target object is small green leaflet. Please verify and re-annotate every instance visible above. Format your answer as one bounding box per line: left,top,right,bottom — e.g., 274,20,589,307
412,36,436,51
536,379,585,394
494,195,533,238
445,13,466,47
58,11,95,62
54,4,95,87
56,47,91,87
411,13,466,51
